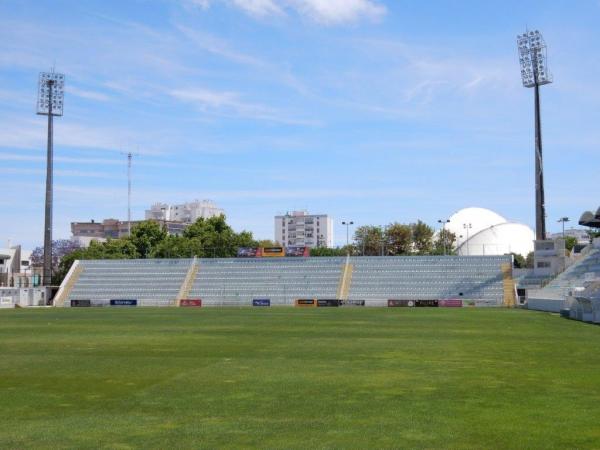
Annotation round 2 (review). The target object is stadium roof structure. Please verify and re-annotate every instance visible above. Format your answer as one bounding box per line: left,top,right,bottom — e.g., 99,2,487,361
579,208,600,228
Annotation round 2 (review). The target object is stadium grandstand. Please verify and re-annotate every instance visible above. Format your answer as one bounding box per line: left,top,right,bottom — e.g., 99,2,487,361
525,206,600,320
54,254,515,308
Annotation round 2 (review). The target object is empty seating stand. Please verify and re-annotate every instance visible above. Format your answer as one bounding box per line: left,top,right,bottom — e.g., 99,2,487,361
348,256,508,306
65,259,192,306
60,255,511,307
189,257,344,306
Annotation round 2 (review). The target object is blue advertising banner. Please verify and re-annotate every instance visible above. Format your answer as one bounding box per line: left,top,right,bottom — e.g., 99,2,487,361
253,299,271,307
110,299,138,306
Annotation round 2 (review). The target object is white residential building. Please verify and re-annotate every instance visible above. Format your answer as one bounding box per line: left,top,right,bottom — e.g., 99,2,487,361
275,211,333,248
145,200,224,223
0,245,35,287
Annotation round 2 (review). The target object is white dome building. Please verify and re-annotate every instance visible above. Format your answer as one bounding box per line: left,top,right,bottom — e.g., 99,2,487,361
459,223,535,257
444,207,534,257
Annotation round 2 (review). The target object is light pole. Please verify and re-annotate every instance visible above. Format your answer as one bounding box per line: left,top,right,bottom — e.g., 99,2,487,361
342,221,354,246
517,30,553,241
463,223,472,256
380,225,389,256
438,219,450,255
161,207,168,232
558,217,569,238
37,71,64,286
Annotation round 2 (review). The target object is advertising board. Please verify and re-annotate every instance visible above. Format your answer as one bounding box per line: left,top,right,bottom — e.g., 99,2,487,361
439,299,463,307
415,300,439,307
180,299,202,307
295,299,316,307
388,299,415,307
252,299,271,307
286,246,309,257
343,300,366,307
110,299,138,307
262,247,285,257
237,247,259,258
317,299,342,307
70,299,91,307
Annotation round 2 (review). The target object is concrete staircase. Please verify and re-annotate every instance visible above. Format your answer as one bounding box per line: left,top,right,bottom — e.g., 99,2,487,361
501,263,516,307
53,261,84,307
337,255,354,300
176,258,199,306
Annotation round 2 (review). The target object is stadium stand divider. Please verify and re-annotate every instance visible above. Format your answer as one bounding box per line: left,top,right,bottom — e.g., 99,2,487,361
336,255,354,300
53,260,83,307
501,263,517,307
176,257,199,307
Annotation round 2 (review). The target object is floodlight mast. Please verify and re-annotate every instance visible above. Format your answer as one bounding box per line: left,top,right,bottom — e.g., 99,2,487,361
517,30,552,240
37,71,65,286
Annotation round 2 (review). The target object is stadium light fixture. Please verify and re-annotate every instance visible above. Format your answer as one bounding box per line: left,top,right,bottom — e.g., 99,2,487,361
342,221,354,246
517,30,553,241
37,70,65,286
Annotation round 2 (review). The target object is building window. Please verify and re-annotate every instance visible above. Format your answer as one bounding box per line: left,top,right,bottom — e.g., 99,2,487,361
537,261,551,268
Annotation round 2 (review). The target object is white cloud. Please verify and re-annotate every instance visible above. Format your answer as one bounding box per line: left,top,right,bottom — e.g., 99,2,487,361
230,0,284,17
0,117,167,155
169,87,318,125
188,0,386,24
67,86,111,102
288,0,386,25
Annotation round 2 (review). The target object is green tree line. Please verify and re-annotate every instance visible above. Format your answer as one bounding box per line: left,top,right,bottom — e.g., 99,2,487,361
314,221,457,257
56,215,257,283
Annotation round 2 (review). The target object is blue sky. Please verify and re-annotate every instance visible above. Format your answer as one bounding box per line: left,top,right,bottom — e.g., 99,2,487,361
1,0,599,248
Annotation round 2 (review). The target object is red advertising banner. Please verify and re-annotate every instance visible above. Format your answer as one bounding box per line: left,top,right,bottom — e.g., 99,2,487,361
180,299,202,307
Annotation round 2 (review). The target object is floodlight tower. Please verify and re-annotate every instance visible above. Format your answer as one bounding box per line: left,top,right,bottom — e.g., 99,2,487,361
517,30,553,240
37,71,65,286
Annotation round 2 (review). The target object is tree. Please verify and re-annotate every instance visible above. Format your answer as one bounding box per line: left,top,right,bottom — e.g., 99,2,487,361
310,246,352,257
354,226,384,256
385,223,413,255
412,221,434,255
182,215,257,257
31,239,81,277
257,239,279,248
55,239,137,285
512,253,527,269
129,220,168,258
433,229,457,255
564,236,578,253
525,252,534,269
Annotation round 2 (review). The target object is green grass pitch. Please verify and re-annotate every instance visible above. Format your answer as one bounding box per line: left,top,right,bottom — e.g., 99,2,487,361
1,307,600,449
